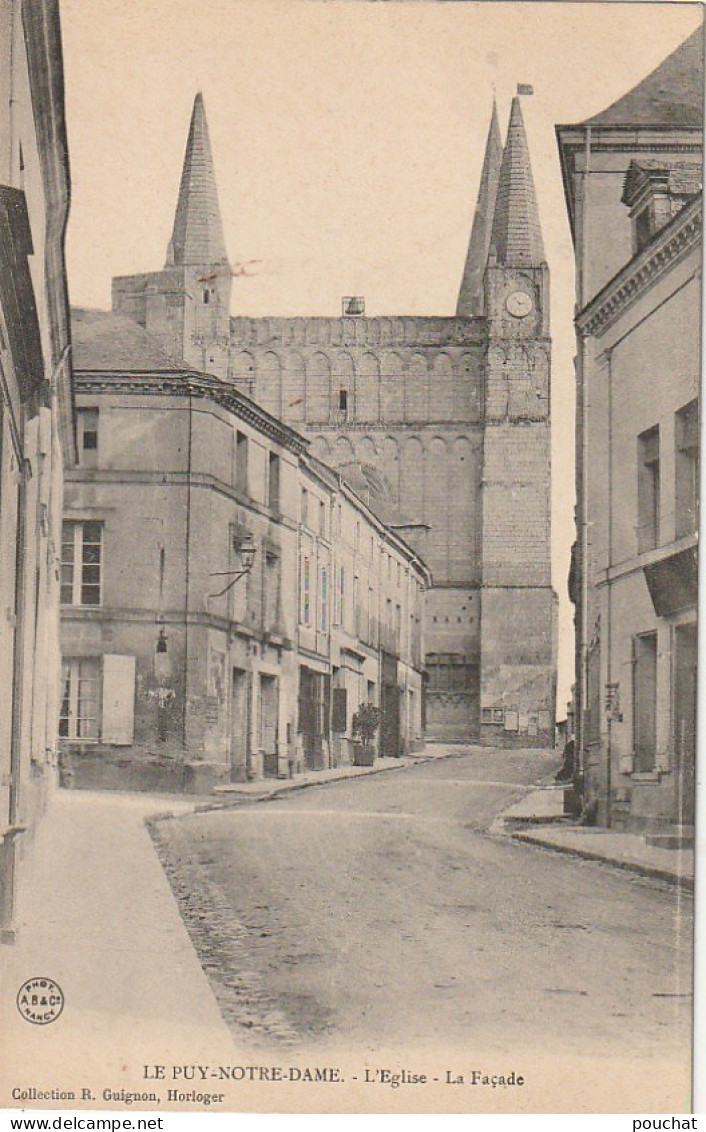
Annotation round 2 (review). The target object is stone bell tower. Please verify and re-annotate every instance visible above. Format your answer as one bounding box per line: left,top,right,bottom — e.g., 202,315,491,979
112,93,232,378
478,94,557,746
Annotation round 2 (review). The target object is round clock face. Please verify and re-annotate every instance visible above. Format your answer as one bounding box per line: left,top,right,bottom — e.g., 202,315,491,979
506,290,533,318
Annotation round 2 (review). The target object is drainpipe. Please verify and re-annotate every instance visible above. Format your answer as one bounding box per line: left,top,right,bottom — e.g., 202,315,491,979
576,126,592,809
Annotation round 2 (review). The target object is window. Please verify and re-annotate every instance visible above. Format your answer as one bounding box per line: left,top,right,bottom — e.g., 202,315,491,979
427,654,474,692
319,500,327,537
675,399,699,539
301,488,309,528
236,431,248,495
353,574,360,636
61,521,102,606
634,207,652,253
264,552,280,631
637,426,660,552
320,567,328,631
339,389,348,414
302,556,311,625
481,706,506,725
59,658,101,740
335,564,345,626
203,290,210,304
77,408,98,467
633,632,657,772
268,452,280,512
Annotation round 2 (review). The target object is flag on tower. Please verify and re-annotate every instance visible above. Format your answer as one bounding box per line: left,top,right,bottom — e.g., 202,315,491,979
517,83,534,95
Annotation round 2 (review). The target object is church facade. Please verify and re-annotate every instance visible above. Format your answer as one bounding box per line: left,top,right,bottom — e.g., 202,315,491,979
111,92,557,745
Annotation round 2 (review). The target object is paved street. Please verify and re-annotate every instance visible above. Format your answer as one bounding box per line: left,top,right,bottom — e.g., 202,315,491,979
152,747,693,1078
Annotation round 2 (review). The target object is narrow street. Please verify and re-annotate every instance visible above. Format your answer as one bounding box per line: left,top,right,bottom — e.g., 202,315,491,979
152,748,692,1075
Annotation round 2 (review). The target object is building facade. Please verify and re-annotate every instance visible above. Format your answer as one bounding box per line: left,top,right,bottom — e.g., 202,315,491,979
111,92,557,746
557,27,702,833
60,313,428,789
0,0,74,938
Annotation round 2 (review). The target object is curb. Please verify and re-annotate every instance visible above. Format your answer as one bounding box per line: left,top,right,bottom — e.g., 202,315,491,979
510,828,694,891
187,747,466,815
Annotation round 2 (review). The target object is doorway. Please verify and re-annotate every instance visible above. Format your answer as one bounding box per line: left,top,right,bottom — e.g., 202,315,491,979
230,667,249,782
674,623,696,825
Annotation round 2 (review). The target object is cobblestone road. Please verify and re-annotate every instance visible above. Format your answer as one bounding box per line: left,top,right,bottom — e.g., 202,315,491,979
151,746,693,1105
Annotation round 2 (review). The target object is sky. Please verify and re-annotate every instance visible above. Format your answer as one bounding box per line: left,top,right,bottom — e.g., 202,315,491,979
59,0,703,715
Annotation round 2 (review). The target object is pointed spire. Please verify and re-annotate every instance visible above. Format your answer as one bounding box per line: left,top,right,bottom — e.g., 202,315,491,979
488,96,545,267
456,100,503,317
165,93,229,268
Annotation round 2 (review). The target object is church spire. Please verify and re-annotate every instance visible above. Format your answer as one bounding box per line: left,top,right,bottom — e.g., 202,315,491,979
456,100,503,317
165,92,229,268
488,95,545,267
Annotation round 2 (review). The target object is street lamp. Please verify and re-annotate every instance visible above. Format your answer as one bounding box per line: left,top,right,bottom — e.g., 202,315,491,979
209,535,257,597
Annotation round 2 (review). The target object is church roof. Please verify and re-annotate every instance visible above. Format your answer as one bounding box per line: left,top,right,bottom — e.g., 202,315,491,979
71,308,182,370
583,26,704,129
489,96,545,267
456,101,503,317
165,93,229,268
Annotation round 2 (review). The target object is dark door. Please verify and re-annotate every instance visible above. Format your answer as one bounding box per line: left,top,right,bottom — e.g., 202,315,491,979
299,668,324,770
380,682,401,757
674,623,697,825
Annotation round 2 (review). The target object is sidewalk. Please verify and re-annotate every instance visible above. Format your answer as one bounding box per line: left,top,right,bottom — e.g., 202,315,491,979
494,784,695,890
205,742,465,807
1,789,237,1097
1,742,465,1101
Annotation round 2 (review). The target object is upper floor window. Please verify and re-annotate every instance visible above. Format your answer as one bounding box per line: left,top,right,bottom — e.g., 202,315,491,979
77,408,99,467
264,551,280,631
301,556,311,625
61,521,102,606
335,564,345,626
268,452,280,512
236,431,248,495
320,567,328,632
634,207,652,254
637,426,660,553
319,500,327,537
301,488,309,528
339,389,348,414
675,399,699,539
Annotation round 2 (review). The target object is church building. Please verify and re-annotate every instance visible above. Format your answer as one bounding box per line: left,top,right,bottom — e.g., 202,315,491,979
111,91,557,745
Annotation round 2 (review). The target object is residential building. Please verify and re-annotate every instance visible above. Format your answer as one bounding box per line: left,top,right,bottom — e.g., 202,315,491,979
0,0,74,938
111,91,557,747
557,26,702,833
59,312,428,789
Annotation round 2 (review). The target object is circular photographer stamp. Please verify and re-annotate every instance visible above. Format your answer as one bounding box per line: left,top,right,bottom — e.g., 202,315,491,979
17,977,65,1025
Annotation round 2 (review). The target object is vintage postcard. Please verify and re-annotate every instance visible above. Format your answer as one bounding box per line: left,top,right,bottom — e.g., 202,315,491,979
0,0,701,1117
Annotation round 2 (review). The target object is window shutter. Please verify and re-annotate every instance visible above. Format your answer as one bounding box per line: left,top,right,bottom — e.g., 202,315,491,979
101,654,136,745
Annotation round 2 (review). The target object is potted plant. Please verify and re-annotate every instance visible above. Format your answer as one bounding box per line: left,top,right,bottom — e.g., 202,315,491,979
351,702,381,767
